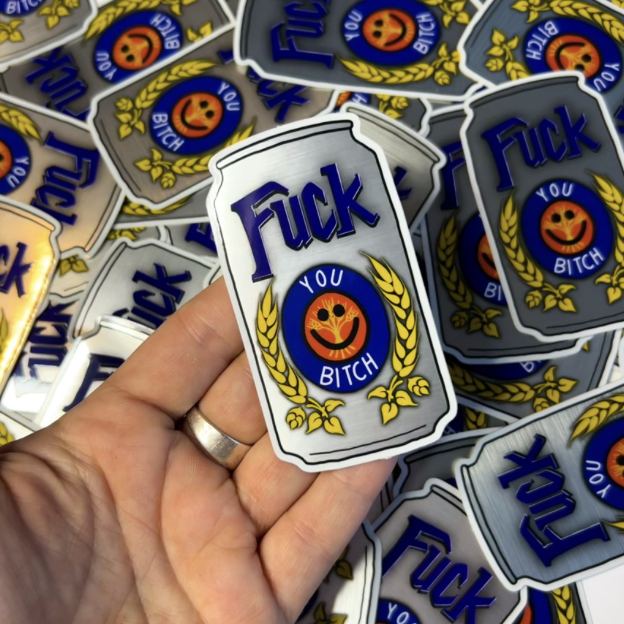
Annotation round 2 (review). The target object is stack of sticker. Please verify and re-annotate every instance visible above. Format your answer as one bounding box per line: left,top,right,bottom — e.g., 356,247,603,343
1,0,624,622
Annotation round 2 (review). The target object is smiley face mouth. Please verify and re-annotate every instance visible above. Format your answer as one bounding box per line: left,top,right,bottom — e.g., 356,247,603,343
481,252,497,271
129,34,154,62
545,220,588,246
385,13,408,47
310,317,360,351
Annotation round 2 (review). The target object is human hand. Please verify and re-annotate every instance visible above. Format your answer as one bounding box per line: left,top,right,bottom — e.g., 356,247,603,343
0,279,394,624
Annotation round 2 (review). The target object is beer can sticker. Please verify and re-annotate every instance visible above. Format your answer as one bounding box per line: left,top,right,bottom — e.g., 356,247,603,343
37,315,151,426
422,104,584,363
374,480,527,624
208,114,456,471
341,103,444,228
462,73,624,340
235,0,481,100
0,293,79,417
114,185,212,227
0,92,122,257
0,0,234,121
335,91,432,135
458,0,624,142
0,201,59,396
298,524,381,624
455,381,624,590
0,0,95,71
71,239,218,337
89,28,337,210
163,221,217,259
0,409,36,443
449,331,619,422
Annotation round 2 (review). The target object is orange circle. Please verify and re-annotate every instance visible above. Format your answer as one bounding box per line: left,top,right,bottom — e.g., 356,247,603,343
0,140,13,180
304,292,368,362
363,9,417,52
540,201,594,255
477,234,499,280
112,26,162,71
607,438,624,487
546,35,602,78
171,93,223,139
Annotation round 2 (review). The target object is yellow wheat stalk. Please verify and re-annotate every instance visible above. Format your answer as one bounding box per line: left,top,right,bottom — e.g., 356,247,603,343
0,105,40,141
551,586,576,624
570,394,624,441
450,361,536,402
84,0,162,39
464,407,489,429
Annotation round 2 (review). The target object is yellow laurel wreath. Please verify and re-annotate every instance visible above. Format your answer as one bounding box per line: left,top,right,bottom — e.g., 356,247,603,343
186,21,212,42
39,0,79,30
551,586,577,624
115,59,215,139
59,255,88,276
464,407,489,430
591,174,624,303
484,29,530,81
257,284,346,436
376,93,410,120
122,196,188,217
0,19,23,44
310,603,347,624
366,255,430,425
514,0,624,43
107,227,146,241
569,393,624,441
438,215,503,337
500,194,577,312
0,104,40,142
85,0,196,39
134,122,255,189
340,43,461,87
0,420,14,446
450,361,577,411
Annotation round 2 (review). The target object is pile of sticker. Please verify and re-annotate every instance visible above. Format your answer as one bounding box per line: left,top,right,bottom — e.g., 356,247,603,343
3,0,624,620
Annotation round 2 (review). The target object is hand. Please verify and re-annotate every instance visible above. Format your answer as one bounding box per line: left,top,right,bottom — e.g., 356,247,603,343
0,279,394,624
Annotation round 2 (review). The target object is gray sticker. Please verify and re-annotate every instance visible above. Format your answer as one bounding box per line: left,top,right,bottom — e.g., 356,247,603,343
209,115,456,471
0,0,233,120
456,381,624,589
463,74,624,340
236,0,479,100
90,28,336,209
162,221,217,259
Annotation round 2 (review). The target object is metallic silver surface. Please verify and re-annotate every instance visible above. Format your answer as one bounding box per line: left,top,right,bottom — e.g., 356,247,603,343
182,405,251,470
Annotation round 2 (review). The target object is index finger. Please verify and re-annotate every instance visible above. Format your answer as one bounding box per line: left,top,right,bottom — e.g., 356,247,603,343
106,278,244,421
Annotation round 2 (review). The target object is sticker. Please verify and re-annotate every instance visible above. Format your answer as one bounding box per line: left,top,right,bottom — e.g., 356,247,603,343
368,475,394,524
516,586,590,624
297,524,381,624
335,91,432,134
0,293,79,417
458,0,624,142
37,315,151,426
422,105,584,363
0,409,36,443
89,28,337,210
456,381,624,590
0,201,59,396
0,0,233,120
0,0,95,71
443,405,508,436
341,103,444,228
163,221,217,259
449,331,618,422
208,114,456,471
462,73,624,341
71,239,217,337
374,480,527,624
235,0,480,100
0,92,122,257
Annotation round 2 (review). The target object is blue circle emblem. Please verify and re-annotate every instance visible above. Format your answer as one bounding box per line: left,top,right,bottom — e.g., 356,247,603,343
150,76,243,155
583,417,624,510
522,180,612,280
377,599,422,624
282,265,390,393
469,360,546,380
524,18,622,93
0,125,30,195
0,0,45,15
459,214,507,306
342,0,440,66
94,11,183,83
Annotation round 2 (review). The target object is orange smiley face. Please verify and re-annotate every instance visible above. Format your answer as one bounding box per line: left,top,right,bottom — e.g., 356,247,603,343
540,201,595,255
363,9,417,52
477,234,499,280
112,26,163,71
171,92,223,139
607,438,624,488
546,35,602,78
0,140,13,180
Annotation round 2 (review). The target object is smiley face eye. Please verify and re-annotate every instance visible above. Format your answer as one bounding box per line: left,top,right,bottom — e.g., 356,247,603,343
552,213,562,223
333,304,345,318
375,19,383,26
206,110,215,119
373,30,381,38
199,101,208,109
317,309,330,322
582,54,592,62
564,210,575,220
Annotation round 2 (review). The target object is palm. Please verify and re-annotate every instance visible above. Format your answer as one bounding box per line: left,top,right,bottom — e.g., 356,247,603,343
0,280,393,624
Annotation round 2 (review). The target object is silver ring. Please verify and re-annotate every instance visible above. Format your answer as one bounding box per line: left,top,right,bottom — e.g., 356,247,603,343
181,406,251,471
